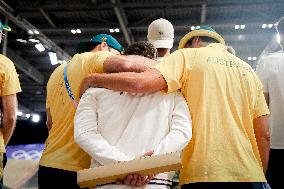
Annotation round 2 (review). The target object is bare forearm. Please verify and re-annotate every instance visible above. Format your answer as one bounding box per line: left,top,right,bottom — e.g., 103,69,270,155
103,55,157,73
2,116,16,145
253,116,270,173
1,95,17,146
85,72,147,93
256,135,270,173
83,69,167,94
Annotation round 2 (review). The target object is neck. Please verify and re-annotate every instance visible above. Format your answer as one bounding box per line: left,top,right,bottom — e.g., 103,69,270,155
157,49,170,57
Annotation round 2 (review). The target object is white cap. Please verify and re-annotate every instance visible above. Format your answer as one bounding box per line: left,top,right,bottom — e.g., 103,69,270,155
147,18,174,49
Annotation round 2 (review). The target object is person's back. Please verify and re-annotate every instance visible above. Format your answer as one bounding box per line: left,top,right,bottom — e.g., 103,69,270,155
41,51,112,171
0,21,21,188
78,88,191,161
173,44,266,184
39,34,123,189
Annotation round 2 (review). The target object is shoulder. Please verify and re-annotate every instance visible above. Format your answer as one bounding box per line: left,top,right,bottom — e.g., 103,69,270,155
84,87,119,97
47,64,64,85
0,54,15,69
85,87,112,94
74,51,113,60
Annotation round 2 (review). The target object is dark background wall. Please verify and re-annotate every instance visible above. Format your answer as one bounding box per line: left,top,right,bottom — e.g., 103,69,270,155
8,113,48,145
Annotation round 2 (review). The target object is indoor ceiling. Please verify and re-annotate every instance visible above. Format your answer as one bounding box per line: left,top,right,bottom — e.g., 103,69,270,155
0,0,283,115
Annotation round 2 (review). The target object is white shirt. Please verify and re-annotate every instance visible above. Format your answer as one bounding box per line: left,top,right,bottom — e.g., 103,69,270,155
74,88,192,189
256,50,284,149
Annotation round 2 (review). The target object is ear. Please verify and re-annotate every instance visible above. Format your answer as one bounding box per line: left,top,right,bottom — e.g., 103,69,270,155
100,42,108,50
192,37,200,47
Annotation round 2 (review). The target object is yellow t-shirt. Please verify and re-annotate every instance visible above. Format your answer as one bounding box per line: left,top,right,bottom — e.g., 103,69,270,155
0,54,21,152
40,51,112,171
154,43,269,184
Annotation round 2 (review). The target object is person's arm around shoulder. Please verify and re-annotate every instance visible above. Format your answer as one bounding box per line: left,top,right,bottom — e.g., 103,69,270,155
103,55,157,73
80,49,186,96
253,115,270,173
74,88,134,165
80,68,168,97
153,92,192,155
1,94,17,145
83,52,156,74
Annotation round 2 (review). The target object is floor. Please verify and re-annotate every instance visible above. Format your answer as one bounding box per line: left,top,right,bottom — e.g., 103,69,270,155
3,160,38,189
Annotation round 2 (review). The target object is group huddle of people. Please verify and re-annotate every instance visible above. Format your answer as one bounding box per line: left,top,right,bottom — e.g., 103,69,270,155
1,15,284,189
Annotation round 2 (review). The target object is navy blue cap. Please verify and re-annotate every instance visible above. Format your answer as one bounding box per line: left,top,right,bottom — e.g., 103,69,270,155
76,34,123,53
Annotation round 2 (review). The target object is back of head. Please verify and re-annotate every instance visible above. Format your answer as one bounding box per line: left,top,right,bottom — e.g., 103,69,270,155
178,26,225,49
147,18,174,49
76,34,123,53
124,41,156,60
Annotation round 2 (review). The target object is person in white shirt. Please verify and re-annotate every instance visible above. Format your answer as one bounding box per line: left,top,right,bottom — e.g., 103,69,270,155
74,41,192,189
256,16,284,189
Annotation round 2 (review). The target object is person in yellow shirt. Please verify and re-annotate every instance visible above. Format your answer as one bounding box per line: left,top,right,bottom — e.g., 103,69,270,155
80,27,270,189
39,34,124,189
0,20,21,188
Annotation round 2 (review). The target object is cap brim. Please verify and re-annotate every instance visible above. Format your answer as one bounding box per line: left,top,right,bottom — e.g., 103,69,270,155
178,30,225,49
3,25,11,31
149,39,173,49
1,25,11,32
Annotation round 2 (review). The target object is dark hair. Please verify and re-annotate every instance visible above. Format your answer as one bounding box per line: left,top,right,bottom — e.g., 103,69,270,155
124,41,156,59
156,48,169,52
277,17,284,34
185,36,219,46
76,42,101,53
85,42,101,52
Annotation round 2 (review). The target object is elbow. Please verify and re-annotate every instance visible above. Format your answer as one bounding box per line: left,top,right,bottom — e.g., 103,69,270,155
73,126,86,146
130,75,150,93
3,114,17,125
182,128,193,148
73,127,81,145
131,82,146,93
74,133,81,145
183,131,192,146
183,123,193,142
118,62,132,72
178,128,192,151
186,132,192,142
263,130,270,143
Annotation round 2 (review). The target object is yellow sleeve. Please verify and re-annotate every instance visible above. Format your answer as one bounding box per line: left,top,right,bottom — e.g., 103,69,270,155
253,79,270,119
153,49,188,93
0,57,21,96
79,51,114,74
